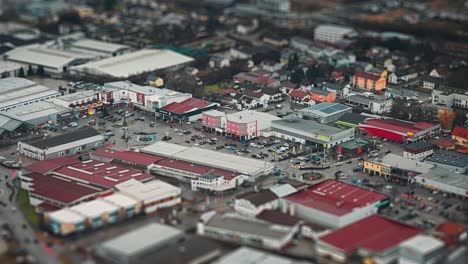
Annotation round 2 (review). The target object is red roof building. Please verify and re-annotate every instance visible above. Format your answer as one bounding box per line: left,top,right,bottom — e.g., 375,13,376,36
24,156,80,174
154,159,240,181
360,118,441,142
24,172,107,208
157,97,217,124
283,179,389,228
93,148,165,171
436,139,456,150
452,126,468,148
317,215,421,263
52,159,154,188
436,222,467,246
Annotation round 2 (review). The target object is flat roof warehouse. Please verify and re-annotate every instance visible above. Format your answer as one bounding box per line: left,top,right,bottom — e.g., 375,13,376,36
142,142,274,177
71,49,194,78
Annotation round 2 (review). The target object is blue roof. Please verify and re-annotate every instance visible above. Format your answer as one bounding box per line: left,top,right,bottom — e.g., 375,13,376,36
302,103,351,115
310,87,331,96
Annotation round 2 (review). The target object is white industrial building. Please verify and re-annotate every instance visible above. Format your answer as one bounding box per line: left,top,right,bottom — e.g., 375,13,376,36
0,61,24,78
94,223,184,264
314,24,356,44
234,190,279,217
142,142,275,179
18,126,104,160
46,209,86,236
4,44,94,76
217,247,308,264
271,118,355,149
0,77,61,112
70,49,194,78
299,103,352,124
101,81,192,111
399,235,445,264
115,178,181,214
70,200,120,228
197,211,296,250
414,168,468,198
56,33,130,57
51,90,100,108
0,101,72,127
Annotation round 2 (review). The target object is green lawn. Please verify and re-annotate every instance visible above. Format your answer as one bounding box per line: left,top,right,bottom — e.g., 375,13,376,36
203,82,234,95
17,189,40,229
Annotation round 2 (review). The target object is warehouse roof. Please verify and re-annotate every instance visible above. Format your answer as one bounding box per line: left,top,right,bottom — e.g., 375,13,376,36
424,150,468,168
160,97,215,115
319,215,421,254
227,110,280,130
53,159,154,188
5,44,93,69
0,77,60,109
27,126,101,149
236,190,278,206
400,234,444,254
0,101,70,122
284,179,388,216
363,118,437,135
403,141,435,152
71,199,118,218
382,154,433,174
256,210,300,227
70,38,129,54
96,223,183,256
202,109,226,117
300,103,351,117
28,173,105,205
93,148,165,166
416,168,468,190
204,212,293,239
452,126,468,139
101,193,138,208
142,142,274,176
336,113,368,125
217,247,307,264
115,179,180,201
71,49,194,78
155,159,240,180
48,208,84,224
52,90,95,102
25,156,80,174
0,61,23,72
272,118,346,137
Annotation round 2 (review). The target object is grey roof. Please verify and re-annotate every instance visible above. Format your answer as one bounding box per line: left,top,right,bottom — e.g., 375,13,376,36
300,103,351,117
27,126,100,149
272,118,345,136
0,77,60,109
382,154,433,174
96,223,183,256
0,115,23,133
205,213,292,239
323,82,346,91
236,190,278,206
424,150,468,168
216,247,310,264
139,235,227,264
403,141,435,152
346,94,388,104
336,113,368,125
0,101,70,122
337,138,371,149
417,168,468,190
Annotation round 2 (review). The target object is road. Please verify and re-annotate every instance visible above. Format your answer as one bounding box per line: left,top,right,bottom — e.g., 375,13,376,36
0,166,58,264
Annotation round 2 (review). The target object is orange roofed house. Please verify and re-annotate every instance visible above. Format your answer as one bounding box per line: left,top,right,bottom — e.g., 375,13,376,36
352,70,387,92
452,126,468,148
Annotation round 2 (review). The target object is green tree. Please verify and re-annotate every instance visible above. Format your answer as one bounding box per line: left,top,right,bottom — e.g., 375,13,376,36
287,53,299,70
18,67,25,77
306,66,320,82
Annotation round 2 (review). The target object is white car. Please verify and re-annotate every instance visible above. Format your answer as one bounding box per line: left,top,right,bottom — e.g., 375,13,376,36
68,122,78,127
336,162,343,166
385,185,393,190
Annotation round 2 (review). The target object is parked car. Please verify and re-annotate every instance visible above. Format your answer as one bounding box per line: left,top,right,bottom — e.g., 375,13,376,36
68,122,78,127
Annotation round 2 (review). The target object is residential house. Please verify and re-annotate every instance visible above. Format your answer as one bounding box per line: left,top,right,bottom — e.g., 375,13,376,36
261,60,283,72
420,75,443,90
230,46,257,59
352,70,387,92
429,67,449,79
262,87,283,102
452,126,468,148
273,69,288,81
388,69,418,84
432,87,468,109
353,61,373,72
263,35,289,47
234,190,278,217
209,56,230,68
345,94,393,114
289,90,313,105
309,87,336,103
328,52,356,68
280,82,297,94
245,90,269,106
323,83,350,99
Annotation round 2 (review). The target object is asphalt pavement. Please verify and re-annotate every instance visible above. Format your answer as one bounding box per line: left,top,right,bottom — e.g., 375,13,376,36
0,166,58,264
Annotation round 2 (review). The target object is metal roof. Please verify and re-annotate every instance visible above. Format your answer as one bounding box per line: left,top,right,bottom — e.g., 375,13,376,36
300,103,351,117
72,49,194,78
0,101,70,122
217,247,307,264
5,44,94,69
96,223,183,256
272,118,346,136
382,154,433,174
